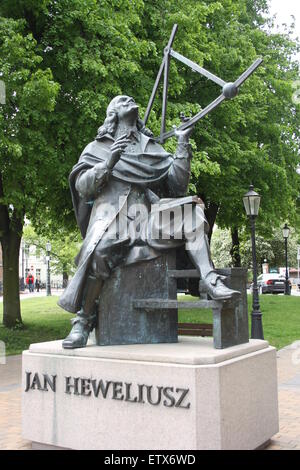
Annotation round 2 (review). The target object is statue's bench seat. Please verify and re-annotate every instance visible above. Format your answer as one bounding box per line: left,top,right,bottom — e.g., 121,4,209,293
95,254,249,349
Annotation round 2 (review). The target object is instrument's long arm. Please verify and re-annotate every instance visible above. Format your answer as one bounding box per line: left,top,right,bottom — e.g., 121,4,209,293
144,58,166,126
159,57,263,142
160,50,170,142
234,58,263,88
170,49,226,87
144,24,178,125
159,93,226,141
144,24,263,143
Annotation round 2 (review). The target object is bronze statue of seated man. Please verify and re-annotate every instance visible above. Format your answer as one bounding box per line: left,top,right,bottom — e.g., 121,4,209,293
58,95,240,349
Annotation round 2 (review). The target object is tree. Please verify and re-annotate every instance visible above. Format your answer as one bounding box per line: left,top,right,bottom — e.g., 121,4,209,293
210,227,232,268
211,225,299,272
240,226,299,270
0,0,157,326
132,0,300,242
0,16,59,327
135,0,300,255
193,1,300,239
1,0,299,327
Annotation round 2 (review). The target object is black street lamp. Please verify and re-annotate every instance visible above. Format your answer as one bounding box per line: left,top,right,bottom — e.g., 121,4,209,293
243,185,264,340
20,240,25,291
24,243,29,290
282,223,290,296
46,241,51,296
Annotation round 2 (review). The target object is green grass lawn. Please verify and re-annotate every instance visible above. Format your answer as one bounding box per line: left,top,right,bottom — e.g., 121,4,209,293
0,294,299,355
0,297,74,356
179,294,300,350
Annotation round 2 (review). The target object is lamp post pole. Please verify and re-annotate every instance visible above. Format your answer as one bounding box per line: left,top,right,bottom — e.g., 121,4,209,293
282,224,290,296
46,241,51,296
243,184,264,340
284,237,289,295
24,243,29,290
20,240,25,291
250,215,264,339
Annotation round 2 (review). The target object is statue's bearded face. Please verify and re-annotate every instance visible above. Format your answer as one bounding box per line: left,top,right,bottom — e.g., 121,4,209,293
112,95,139,121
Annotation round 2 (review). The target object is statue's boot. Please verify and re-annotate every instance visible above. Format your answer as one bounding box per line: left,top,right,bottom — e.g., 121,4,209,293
200,272,240,301
62,275,103,349
186,233,240,301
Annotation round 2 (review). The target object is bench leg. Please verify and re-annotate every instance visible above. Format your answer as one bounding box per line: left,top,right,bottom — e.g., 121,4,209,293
213,298,247,349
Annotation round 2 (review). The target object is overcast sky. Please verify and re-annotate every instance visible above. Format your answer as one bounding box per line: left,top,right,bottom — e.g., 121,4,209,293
269,0,299,62
269,0,299,36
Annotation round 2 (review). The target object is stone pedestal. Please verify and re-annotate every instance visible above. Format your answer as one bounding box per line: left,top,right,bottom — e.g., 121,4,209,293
96,253,177,346
22,338,279,450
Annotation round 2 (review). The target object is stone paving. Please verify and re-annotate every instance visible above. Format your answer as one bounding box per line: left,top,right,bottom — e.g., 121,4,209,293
0,355,31,450
1,341,300,450
0,289,64,302
266,341,300,450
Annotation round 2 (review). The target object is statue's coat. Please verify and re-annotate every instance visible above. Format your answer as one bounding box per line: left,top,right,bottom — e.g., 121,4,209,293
58,134,194,313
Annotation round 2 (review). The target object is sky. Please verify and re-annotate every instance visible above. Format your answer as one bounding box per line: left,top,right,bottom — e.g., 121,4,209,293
269,0,300,63
269,0,300,39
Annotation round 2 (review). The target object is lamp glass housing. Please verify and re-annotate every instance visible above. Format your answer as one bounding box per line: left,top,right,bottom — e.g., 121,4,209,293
243,185,261,217
282,224,290,239
46,241,51,252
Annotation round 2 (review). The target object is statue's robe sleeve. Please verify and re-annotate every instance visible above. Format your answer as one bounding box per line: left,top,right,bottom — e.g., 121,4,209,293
67,136,116,239
167,142,192,197
75,161,110,200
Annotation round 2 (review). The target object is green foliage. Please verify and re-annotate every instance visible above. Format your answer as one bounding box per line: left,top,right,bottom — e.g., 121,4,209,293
0,1,299,328
189,1,300,233
211,225,300,270
0,16,60,232
240,226,300,269
1,0,299,235
23,224,80,277
136,1,300,235
210,227,232,267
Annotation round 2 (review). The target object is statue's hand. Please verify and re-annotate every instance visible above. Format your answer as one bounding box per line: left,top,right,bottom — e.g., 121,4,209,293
107,134,131,169
174,125,194,143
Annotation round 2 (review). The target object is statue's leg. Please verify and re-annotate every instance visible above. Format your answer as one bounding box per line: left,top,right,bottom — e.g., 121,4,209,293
184,204,240,300
62,221,132,349
146,203,238,299
62,274,104,349
62,240,111,349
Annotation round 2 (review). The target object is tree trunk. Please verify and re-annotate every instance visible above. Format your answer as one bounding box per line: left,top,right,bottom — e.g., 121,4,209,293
63,270,69,288
2,229,23,327
204,201,219,243
230,226,241,267
0,172,24,327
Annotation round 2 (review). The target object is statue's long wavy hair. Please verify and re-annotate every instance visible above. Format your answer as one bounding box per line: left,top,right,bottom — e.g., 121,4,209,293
95,96,153,139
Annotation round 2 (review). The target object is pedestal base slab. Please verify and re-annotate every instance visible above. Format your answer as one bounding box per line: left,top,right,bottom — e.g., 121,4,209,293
22,337,278,450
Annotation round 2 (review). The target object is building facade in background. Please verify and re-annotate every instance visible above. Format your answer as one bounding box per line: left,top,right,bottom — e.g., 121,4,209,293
0,241,64,294
19,242,63,290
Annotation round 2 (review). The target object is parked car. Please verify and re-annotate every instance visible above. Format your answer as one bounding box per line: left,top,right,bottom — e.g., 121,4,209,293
252,273,290,294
